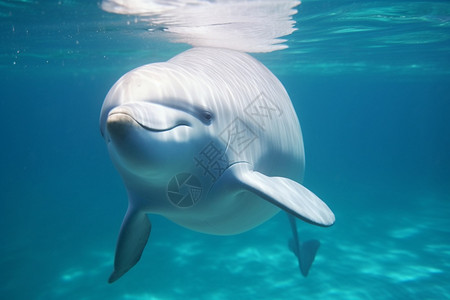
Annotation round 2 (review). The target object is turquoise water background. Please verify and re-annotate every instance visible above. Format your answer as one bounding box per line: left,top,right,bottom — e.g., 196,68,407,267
1,1,449,299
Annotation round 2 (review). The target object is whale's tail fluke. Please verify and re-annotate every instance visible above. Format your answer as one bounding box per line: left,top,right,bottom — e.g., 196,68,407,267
288,214,321,277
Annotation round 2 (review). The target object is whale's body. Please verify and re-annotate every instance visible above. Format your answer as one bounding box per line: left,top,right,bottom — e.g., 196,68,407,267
100,47,334,282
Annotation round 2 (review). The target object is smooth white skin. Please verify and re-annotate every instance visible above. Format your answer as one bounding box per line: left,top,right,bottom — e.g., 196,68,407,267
102,47,335,283
100,47,305,235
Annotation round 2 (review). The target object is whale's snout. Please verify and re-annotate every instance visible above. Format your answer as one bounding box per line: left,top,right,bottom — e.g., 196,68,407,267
104,102,203,177
106,112,139,142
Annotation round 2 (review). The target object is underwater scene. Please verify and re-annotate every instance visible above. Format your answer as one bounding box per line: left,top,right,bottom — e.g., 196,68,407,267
1,0,449,299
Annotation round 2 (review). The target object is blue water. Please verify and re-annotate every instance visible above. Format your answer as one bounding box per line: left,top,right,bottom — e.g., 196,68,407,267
1,1,450,299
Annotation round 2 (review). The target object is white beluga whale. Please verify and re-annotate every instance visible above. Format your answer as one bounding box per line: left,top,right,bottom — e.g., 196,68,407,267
100,47,335,283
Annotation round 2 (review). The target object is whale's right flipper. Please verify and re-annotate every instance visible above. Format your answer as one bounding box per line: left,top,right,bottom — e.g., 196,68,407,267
288,214,320,277
108,206,151,283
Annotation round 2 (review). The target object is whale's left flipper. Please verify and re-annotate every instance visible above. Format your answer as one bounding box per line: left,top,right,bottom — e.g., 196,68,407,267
231,164,335,227
288,214,320,277
228,163,329,276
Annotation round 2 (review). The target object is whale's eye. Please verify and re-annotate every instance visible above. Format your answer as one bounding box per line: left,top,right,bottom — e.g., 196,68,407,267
201,110,213,124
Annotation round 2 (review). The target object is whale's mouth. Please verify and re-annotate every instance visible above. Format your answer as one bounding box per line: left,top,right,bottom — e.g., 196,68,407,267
138,121,191,132
108,111,191,132
106,102,194,133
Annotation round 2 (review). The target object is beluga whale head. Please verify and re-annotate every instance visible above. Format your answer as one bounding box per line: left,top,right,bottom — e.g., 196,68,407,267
101,72,215,181
100,47,335,283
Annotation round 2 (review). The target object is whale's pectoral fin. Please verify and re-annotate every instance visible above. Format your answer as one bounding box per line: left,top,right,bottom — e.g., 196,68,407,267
234,165,335,227
288,214,320,277
108,207,151,283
